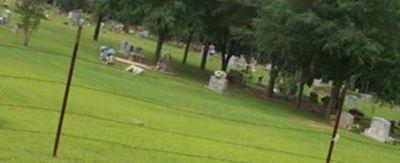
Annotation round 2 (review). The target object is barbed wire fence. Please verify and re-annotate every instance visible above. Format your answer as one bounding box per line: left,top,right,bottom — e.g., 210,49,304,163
1,41,397,162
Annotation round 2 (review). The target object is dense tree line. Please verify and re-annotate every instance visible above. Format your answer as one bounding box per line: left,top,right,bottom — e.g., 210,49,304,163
254,0,400,118
12,0,400,119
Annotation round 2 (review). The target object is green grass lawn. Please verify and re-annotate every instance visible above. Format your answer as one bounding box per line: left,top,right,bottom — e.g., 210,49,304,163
0,12,400,163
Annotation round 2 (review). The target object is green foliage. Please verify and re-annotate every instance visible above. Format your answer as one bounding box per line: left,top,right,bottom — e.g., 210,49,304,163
277,74,298,98
57,0,90,11
15,0,46,47
1,7,400,162
254,0,400,107
106,0,143,26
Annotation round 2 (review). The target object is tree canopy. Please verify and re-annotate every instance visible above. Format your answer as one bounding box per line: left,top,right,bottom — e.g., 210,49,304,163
52,0,400,109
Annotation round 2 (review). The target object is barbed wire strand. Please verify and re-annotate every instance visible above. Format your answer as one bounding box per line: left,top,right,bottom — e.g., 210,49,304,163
0,103,332,161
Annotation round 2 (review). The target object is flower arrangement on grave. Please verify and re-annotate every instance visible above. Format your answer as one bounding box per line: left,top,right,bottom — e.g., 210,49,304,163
214,70,227,79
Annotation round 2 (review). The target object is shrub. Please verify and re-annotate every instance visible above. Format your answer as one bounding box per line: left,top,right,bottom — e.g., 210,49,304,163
15,0,46,46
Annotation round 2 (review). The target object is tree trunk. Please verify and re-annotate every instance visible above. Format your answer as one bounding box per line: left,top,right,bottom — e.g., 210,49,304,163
221,54,232,71
325,81,342,120
153,26,167,64
267,56,278,98
93,14,103,41
296,80,306,109
182,32,193,64
200,44,209,71
23,30,32,47
123,23,130,33
220,32,230,71
364,81,370,93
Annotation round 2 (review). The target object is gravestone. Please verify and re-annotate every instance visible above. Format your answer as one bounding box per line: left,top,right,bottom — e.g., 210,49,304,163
236,56,247,70
208,71,228,93
364,117,392,142
265,64,272,71
249,58,257,72
68,10,81,26
0,9,11,24
312,79,322,88
347,95,359,109
228,56,247,71
228,56,238,70
120,41,131,54
138,30,149,38
361,94,373,102
339,112,354,130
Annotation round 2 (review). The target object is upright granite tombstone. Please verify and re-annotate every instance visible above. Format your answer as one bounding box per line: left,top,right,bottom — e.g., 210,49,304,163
0,9,11,24
228,56,247,71
339,112,354,130
265,64,272,71
68,10,81,26
312,79,322,88
208,71,228,93
347,95,359,109
249,58,257,72
364,117,392,142
120,41,131,54
361,94,373,102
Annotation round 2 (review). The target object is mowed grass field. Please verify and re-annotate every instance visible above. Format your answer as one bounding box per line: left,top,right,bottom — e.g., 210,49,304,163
0,12,400,163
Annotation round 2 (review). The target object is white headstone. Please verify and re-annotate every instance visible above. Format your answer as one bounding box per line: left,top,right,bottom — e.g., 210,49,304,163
249,58,257,72
339,112,354,130
347,95,358,109
228,56,247,71
68,10,81,26
120,41,131,54
312,79,323,88
236,57,247,70
138,30,150,38
364,117,391,142
208,75,228,93
228,56,238,70
1,9,11,24
361,94,373,102
265,64,272,71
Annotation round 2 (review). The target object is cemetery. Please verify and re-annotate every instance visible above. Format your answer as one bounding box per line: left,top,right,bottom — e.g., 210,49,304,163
0,0,400,163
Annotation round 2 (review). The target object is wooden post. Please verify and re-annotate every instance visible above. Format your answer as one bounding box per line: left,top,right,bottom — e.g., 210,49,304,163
326,85,348,163
53,24,83,157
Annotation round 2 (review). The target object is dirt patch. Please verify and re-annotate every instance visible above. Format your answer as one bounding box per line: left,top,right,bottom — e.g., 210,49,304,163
302,119,332,131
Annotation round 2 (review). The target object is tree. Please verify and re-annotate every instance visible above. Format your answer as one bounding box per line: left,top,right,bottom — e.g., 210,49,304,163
15,0,46,47
253,0,295,97
179,0,208,64
313,0,400,119
90,0,112,41
57,0,89,11
284,0,323,108
139,0,186,64
109,0,143,33
212,0,258,71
